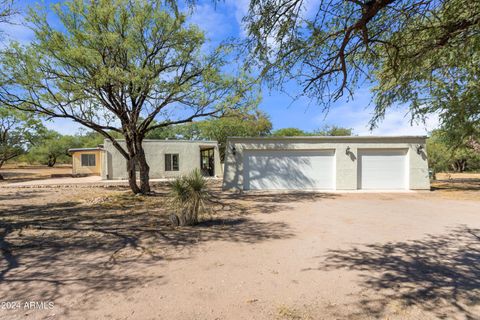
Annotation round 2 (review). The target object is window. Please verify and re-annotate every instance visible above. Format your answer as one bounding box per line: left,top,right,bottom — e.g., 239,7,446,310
81,154,96,167
165,154,179,171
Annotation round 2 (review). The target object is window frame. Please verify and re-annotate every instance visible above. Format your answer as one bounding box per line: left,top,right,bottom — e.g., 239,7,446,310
81,154,96,167
165,153,179,171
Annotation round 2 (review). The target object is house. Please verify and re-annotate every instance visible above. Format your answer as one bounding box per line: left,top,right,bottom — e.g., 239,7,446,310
99,139,221,180
70,140,221,179
222,136,430,191
69,147,104,176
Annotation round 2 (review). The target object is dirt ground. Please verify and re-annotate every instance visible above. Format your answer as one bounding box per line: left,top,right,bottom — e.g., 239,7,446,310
0,178,479,320
0,165,72,184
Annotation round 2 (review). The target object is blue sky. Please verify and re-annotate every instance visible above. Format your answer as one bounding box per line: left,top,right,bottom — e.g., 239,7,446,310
1,0,440,136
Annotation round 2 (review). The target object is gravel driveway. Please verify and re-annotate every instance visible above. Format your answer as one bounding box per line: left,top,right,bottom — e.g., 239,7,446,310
0,187,479,320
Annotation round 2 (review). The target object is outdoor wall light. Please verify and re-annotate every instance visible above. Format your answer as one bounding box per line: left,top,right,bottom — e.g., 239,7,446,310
416,144,424,155
231,145,236,156
345,146,351,155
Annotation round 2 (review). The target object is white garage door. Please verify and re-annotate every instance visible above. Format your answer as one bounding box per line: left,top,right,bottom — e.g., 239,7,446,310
358,149,408,190
244,150,335,190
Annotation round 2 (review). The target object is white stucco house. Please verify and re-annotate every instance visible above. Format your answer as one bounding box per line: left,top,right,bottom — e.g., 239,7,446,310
74,139,222,180
222,136,430,191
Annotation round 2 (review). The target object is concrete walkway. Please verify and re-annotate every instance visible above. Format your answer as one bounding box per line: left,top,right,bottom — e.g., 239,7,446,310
1,176,221,188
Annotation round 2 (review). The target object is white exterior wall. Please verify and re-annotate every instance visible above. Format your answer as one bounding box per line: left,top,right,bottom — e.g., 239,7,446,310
222,136,430,191
102,139,222,180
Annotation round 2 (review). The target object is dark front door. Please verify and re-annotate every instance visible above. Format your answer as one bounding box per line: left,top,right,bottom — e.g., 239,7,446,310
200,148,215,176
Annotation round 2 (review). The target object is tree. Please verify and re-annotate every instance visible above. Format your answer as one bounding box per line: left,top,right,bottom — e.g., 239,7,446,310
371,0,480,133
196,109,272,160
0,0,15,28
313,125,353,136
244,0,480,129
26,130,78,167
147,108,272,160
271,127,306,136
0,0,253,194
0,108,44,178
427,130,480,173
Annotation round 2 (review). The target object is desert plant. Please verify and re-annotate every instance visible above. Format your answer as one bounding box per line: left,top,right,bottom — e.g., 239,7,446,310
168,169,211,226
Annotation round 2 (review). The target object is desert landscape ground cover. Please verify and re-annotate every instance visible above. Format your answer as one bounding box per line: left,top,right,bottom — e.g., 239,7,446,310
0,167,479,319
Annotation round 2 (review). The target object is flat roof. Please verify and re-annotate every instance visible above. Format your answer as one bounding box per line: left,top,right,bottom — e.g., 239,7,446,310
104,139,218,143
68,147,104,153
227,135,427,141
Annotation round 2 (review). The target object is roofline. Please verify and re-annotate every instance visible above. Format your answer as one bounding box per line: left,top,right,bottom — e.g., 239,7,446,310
68,147,104,153
227,135,427,141
104,139,218,143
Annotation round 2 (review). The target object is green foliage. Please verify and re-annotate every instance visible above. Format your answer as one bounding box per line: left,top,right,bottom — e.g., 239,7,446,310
24,130,104,166
196,110,272,160
272,125,353,137
243,0,479,138
168,169,211,226
147,108,272,160
427,130,480,173
372,1,480,133
0,0,255,193
272,127,306,136
312,125,353,136
0,107,45,169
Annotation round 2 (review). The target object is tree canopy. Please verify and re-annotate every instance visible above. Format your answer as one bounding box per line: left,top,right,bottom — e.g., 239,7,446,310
244,0,480,133
0,0,254,193
0,108,44,175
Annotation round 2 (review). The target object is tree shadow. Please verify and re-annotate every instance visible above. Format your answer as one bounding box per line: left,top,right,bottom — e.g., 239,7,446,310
309,226,480,319
431,179,480,191
0,189,296,316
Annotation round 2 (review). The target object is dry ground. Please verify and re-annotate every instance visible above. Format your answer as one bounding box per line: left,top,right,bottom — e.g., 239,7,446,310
0,171,479,319
0,165,72,184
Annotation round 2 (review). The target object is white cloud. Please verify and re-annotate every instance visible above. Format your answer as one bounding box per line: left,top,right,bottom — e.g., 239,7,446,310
225,0,250,37
317,102,440,136
188,3,234,43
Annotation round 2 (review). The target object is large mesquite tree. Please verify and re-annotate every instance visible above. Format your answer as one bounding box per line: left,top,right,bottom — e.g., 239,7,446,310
0,0,253,193
244,0,480,133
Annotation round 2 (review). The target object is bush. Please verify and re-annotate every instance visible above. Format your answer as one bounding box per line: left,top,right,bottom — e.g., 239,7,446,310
168,169,211,226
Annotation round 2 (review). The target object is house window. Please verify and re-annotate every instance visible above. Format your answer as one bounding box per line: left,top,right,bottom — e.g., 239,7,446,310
81,154,96,167
165,154,179,171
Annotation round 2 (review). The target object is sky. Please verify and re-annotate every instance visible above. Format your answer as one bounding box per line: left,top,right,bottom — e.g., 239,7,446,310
0,0,440,136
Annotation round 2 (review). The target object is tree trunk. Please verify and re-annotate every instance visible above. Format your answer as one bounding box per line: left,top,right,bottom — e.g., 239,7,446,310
126,157,141,194
452,159,467,172
135,140,151,194
47,155,56,167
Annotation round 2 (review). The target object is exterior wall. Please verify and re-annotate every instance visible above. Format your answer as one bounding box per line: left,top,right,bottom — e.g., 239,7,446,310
71,150,103,175
102,140,222,180
222,136,430,191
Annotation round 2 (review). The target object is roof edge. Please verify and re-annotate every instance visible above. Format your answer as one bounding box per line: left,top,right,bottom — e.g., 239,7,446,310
104,139,218,143
227,135,427,141
68,147,104,153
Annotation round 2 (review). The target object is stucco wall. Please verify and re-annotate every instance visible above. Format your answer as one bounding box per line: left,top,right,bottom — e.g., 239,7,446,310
222,136,430,191
71,150,103,175
102,140,222,180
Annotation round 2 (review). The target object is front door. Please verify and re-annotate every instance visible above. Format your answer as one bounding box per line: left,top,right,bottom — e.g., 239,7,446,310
200,148,215,176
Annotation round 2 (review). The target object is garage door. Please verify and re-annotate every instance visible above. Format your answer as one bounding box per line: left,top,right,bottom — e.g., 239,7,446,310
358,149,408,190
244,150,335,190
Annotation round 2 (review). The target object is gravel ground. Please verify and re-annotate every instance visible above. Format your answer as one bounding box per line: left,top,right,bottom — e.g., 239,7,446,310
0,181,479,320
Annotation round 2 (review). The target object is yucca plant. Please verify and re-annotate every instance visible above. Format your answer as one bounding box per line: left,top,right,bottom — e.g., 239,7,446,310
168,169,211,226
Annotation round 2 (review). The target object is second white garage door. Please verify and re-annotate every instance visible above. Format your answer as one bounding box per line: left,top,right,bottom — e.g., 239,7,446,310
244,150,335,190
358,149,408,190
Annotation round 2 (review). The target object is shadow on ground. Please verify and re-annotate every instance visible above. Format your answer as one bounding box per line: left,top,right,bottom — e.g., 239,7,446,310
0,187,331,315
309,225,480,319
431,178,480,191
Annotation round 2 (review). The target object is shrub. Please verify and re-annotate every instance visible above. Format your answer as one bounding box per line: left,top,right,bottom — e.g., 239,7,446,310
168,169,211,226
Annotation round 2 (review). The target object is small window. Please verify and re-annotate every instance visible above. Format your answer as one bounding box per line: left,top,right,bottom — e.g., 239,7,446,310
165,154,179,171
81,154,96,167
